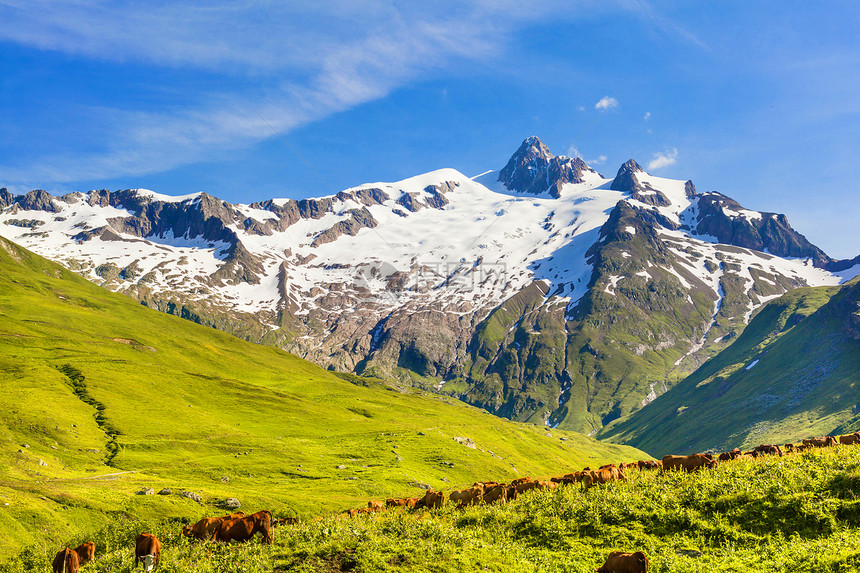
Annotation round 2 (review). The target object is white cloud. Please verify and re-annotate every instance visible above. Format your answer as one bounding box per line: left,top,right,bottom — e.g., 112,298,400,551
595,96,619,111
647,148,678,170
644,111,651,121
566,145,581,158
587,155,607,165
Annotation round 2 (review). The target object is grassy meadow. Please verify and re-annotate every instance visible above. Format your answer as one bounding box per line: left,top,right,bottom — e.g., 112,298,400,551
6,445,860,572
0,236,646,561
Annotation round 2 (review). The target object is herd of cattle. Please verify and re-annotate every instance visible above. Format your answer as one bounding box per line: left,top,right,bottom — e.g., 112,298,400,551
49,431,860,572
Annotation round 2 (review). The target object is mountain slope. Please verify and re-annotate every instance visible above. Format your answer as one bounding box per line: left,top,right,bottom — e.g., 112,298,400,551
1,137,857,436
601,276,860,454
0,236,646,559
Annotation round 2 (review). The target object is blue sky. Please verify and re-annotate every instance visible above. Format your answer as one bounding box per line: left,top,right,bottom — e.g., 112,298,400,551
1,1,858,258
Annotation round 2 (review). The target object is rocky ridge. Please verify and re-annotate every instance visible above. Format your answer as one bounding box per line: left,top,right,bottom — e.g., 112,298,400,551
1,137,857,433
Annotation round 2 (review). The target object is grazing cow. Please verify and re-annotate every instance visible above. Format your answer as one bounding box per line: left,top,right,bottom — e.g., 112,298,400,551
516,480,556,494
345,508,374,517
579,466,626,490
52,547,79,573
482,484,509,505
510,477,533,486
449,485,484,508
367,500,385,512
514,479,543,494
134,533,161,571
551,472,581,485
213,510,272,544
272,517,298,527
803,436,838,448
385,497,418,509
754,444,783,456
73,542,95,566
182,512,245,541
718,448,742,461
662,454,716,472
414,490,445,509
840,433,860,445
595,550,648,572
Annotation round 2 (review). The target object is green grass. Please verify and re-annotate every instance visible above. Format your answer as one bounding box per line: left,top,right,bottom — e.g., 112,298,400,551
0,236,647,560
8,445,860,572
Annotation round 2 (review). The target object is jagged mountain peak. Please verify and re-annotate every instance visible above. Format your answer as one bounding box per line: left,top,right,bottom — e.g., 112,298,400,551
609,159,645,192
609,159,674,207
498,136,600,198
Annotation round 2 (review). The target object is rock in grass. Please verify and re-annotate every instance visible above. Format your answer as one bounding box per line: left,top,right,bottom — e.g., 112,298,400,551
409,482,431,490
157,488,172,495
217,498,241,510
336,464,347,470
136,488,154,496
180,491,202,502
453,436,476,449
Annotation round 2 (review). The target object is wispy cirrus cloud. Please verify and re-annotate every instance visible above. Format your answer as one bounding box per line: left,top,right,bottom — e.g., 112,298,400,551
647,148,678,170
0,1,512,184
0,1,696,188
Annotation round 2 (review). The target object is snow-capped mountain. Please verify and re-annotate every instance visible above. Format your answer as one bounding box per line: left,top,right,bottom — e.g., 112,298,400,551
1,137,857,433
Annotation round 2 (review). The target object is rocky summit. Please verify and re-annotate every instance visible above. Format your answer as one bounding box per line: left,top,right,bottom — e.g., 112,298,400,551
1,137,858,434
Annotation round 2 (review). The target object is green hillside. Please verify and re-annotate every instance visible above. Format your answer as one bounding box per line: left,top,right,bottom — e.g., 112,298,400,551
0,236,646,560
601,277,860,454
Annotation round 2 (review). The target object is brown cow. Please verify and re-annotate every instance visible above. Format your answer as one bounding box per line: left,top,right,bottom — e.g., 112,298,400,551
551,472,581,485
662,454,716,472
516,480,557,493
272,517,298,527
213,510,272,544
754,444,783,456
414,490,445,509
367,500,385,512
73,542,95,566
449,486,483,508
182,512,246,541
840,433,860,445
803,436,838,448
385,497,418,509
595,550,648,572
482,483,509,505
718,448,742,461
134,533,161,571
579,466,626,490
52,547,79,573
